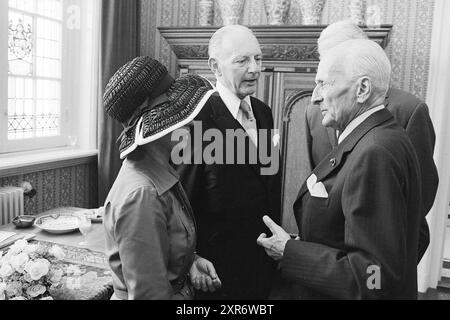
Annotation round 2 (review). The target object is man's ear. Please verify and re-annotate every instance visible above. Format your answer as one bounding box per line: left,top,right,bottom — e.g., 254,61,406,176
208,57,221,77
356,77,371,104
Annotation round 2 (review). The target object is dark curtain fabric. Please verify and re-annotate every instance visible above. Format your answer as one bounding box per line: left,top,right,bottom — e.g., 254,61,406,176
98,0,140,205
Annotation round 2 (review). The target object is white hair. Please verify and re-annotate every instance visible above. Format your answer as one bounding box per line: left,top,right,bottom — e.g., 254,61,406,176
324,39,391,98
318,20,369,57
208,25,257,59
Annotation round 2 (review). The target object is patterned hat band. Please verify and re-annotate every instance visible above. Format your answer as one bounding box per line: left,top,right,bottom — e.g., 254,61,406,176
116,93,170,146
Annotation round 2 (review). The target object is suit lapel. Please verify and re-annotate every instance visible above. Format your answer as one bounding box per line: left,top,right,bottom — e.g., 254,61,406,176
209,95,267,186
251,97,273,187
326,127,338,148
296,108,394,200
209,94,243,134
251,97,271,133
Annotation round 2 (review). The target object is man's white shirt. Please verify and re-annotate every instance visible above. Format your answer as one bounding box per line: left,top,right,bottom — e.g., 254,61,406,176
338,105,385,145
216,80,258,145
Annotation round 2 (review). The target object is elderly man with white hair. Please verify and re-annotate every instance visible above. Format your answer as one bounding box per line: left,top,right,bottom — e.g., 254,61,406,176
257,39,422,300
308,21,438,264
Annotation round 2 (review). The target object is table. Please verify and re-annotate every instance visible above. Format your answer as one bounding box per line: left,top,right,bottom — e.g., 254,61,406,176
0,207,113,300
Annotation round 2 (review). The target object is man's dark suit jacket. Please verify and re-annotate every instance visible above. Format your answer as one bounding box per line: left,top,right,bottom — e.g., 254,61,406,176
176,93,281,300
305,87,439,262
282,109,422,299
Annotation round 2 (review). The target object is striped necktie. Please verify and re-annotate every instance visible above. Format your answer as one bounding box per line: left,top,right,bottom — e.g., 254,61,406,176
239,100,258,146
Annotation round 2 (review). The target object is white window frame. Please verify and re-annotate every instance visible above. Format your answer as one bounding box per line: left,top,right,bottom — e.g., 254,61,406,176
0,0,74,154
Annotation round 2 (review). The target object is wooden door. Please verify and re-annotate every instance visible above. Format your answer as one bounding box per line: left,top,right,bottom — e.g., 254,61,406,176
272,72,316,234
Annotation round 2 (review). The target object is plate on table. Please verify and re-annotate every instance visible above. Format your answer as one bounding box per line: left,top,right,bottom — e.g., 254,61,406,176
34,213,80,234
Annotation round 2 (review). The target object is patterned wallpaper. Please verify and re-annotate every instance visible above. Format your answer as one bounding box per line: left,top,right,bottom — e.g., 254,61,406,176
140,0,435,101
0,163,98,216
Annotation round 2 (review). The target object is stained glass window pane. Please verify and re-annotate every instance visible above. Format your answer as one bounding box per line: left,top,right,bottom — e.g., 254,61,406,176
36,18,61,42
8,99,16,117
36,79,60,137
8,11,33,76
9,0,35,13
24,78,33,98
36,57,61,78
37,0,63,20
8,96,34,140
8,78,16,99
36,18,62,78
16,77,24,97
7,1,63,141
37,80,60,100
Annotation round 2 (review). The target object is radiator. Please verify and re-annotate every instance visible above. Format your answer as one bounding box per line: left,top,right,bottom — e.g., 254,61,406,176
0,187,24,226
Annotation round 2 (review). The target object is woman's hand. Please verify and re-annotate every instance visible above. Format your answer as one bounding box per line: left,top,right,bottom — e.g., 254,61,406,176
189,256,222,292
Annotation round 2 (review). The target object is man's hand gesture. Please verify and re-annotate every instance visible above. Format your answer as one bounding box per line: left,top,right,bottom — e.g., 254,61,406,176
257,215,291,261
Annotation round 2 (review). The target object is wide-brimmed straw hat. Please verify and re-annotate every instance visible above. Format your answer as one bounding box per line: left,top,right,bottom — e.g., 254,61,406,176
103,56,216,159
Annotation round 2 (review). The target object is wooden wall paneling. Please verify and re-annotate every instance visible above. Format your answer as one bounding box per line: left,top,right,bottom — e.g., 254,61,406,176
142,0,435,100
281,91,313,234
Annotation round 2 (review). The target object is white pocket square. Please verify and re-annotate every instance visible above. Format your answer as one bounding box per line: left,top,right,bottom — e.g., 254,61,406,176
272,133,280,147
306,174,329,199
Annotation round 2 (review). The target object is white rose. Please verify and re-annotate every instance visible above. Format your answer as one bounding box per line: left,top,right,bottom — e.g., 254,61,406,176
8,239,28,255
0,263,13,278
9,253,29,273
49,245,65,260
49,268,63,285
23,272,33,283
5,281,22,297
10,296,27,300
26,284,47,298
39,296,54,300
23,244,39,255
25,259,50,281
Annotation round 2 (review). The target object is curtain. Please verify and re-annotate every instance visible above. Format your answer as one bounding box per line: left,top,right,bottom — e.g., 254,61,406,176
98,0,141,205
418,0,450,293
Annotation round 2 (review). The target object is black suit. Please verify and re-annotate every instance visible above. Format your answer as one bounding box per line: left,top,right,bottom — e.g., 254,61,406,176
176,93,281,300
305,87,438,262
283,109,422,299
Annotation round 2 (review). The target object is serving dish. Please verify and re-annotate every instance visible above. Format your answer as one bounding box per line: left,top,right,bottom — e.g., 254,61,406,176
34,213,80,234
13,215,36,228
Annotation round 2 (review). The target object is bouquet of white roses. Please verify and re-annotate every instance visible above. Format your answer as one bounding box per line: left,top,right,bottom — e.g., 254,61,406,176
0,239,66,300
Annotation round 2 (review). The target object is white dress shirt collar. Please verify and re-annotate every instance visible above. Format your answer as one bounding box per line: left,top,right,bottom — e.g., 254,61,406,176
338,105,385,144
216,80,252,120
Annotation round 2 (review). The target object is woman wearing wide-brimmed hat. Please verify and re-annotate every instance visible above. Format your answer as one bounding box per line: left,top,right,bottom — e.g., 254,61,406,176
103,57,221,300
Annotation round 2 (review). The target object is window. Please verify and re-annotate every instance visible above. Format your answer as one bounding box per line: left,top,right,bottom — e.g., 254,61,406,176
0,0,100,154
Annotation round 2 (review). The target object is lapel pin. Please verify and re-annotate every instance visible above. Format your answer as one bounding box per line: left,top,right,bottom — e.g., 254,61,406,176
330,158,336,167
